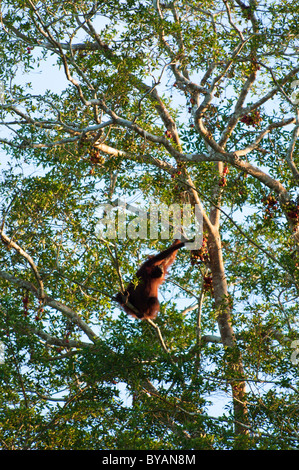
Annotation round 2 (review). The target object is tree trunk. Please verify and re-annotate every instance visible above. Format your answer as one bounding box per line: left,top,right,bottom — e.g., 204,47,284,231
208,228,249,443
185,171,249,444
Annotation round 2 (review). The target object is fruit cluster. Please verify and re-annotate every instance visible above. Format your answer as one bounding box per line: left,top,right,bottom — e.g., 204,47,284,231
284,200,299,223
262,196,299,225
203,273,213,292
262,194,279,220
165,129,177,142
240,110,262,127
218,165,229,187
89,147,105,165
190,236,209,266
22,294,45,321
171,170,182,179
22,294,29,317
35,300,44,322
64,321,76,345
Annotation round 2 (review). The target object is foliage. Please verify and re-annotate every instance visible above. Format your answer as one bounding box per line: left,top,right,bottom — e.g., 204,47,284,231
0,0,298,450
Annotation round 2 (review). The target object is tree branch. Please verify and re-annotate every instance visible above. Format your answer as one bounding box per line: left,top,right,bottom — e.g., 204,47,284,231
0,230,45,300
0,270,98,343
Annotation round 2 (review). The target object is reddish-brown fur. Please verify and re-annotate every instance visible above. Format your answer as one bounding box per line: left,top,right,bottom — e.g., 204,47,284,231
115,240,185,319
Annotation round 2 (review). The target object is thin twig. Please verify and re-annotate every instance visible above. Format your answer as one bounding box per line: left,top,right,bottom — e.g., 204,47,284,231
146,318,171,357
0,230,45,300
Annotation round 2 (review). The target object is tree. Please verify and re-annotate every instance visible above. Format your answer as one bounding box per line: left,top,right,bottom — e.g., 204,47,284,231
0,0,298,450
